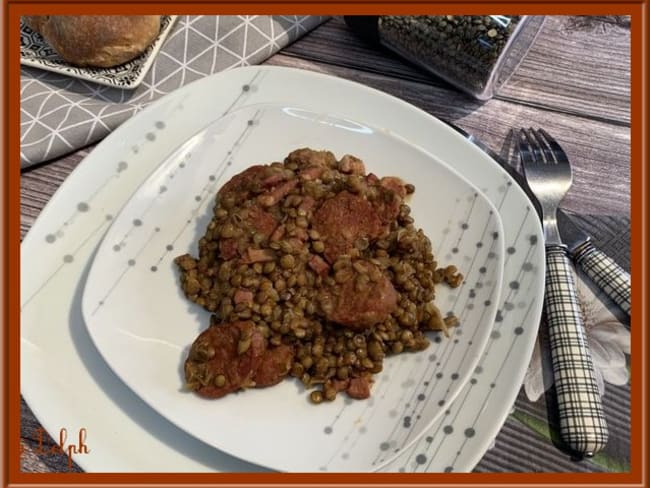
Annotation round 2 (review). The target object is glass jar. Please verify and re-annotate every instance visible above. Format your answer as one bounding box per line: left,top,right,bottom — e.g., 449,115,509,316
345,15,546,100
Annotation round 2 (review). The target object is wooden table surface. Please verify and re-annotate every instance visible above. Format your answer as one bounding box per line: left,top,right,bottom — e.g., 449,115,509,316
20,15,631,473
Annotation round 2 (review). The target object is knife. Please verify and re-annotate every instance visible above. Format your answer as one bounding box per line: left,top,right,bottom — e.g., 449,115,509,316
442,120,631,317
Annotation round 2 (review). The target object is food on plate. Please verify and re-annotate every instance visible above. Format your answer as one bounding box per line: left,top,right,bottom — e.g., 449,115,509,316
176,148,463,403
22,15,162,67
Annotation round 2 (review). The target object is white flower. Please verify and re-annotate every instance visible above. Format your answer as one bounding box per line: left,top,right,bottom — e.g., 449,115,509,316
523,265,630,402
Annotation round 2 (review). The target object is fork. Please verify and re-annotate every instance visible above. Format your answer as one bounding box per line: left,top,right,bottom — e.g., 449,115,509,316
519,128,608,458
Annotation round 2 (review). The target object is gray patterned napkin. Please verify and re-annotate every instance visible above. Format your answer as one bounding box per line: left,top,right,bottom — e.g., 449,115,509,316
20,15,328,168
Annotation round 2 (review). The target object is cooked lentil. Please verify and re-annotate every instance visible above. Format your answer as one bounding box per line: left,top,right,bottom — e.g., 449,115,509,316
176,148,463,403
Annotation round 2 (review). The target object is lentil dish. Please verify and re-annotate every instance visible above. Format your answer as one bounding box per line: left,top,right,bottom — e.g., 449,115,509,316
176,148,463,403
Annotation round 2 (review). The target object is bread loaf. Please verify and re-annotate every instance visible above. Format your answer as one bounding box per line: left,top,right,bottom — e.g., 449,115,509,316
24,15,162,68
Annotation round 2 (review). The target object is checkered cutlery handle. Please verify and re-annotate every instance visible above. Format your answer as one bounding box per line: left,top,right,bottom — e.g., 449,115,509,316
545,245,609,457
574,242,631,316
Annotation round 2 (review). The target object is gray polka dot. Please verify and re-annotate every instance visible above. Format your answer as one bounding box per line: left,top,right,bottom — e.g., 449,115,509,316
465,428,476,438
490,382,496,388
509,281,520,290
514,326,524,335
452,247,459,254
479,266,486,273
209,175,216,181
476,242,483,248
530,235,538,245
389,409,398,418
523,262,534,271
242,84,250,92
453,338,459,343
491,330,501,339
445,410,451,415
324,426,333,434
451,373,459,380
128,259,136,266
470,378,477,385
442,228,450,235
497,185,506,193
113,245,121,252
165,244,174,251
63,254,73,263
117,161,128,172
146,132,156,141
359,426,367,434
341,452,349,460
133,219,142,226
455,327,462,335
444,466,453,473
380,442,390,451
155,121,165,129
443,425,453,434
247,119,255,126
488,252,496,259
467,303,474,310
98,300,104,306
436,372,443,379
105,214,113,220
415,454,427,464
507,246,516,254
195,196,201,202
151,266,158,272
159,186,167,193
403,416,411,427
461,223,468,230
474,365,483,374
429,354,437,361
434,336,442,343
319,466,327,471
476,282,483,289
45,234,56,243
426,436,433,442
227,161,232,166
492,231,499,239
484,300,491,306
131,146,139,154
438,400,445,406
504,302,515,311
469,289,476,298
518,301,527,309
155,227,161,232
77,202,89,212
398,467,405,473
507,181,512,186
417,393,426,401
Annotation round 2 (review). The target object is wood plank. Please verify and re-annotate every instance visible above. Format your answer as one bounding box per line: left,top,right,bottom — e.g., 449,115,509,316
283,16,630,124
264,54,630,216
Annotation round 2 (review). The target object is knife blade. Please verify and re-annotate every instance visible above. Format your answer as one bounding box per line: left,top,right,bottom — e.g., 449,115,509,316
442,119,631,317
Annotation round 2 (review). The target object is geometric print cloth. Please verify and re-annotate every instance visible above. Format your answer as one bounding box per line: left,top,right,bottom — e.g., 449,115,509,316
20,15,329,168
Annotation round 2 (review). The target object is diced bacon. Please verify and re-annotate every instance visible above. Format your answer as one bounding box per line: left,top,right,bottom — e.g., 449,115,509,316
380,176,407,199
331,379,350,392
308,254,330,276
347,377,373,399
339,154,366,175
242,247,275,263
261,172,288,188
257,179,298,207
234,289,254,305
219,238,238,260
270,225,285,242
299,166,323,181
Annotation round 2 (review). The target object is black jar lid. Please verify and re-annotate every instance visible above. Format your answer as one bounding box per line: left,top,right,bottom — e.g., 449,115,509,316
343,16,381,45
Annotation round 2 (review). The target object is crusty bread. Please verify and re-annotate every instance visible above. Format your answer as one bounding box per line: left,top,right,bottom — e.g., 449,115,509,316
24,15,162,68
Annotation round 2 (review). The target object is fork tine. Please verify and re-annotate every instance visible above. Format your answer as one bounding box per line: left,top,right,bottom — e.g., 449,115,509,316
538,128,570,164
518,128,536,165
530,128,556,164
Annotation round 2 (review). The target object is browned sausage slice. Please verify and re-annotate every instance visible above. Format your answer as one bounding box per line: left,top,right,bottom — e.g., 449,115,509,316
312,191,387,263
185,321,266,399
253,344,295,387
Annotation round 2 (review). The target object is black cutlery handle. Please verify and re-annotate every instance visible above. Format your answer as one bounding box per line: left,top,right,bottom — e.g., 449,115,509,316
545,245,609,457
574,241,631,317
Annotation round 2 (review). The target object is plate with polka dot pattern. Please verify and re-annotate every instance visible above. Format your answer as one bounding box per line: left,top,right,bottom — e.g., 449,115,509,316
21,66,544,473
80,102,505,472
